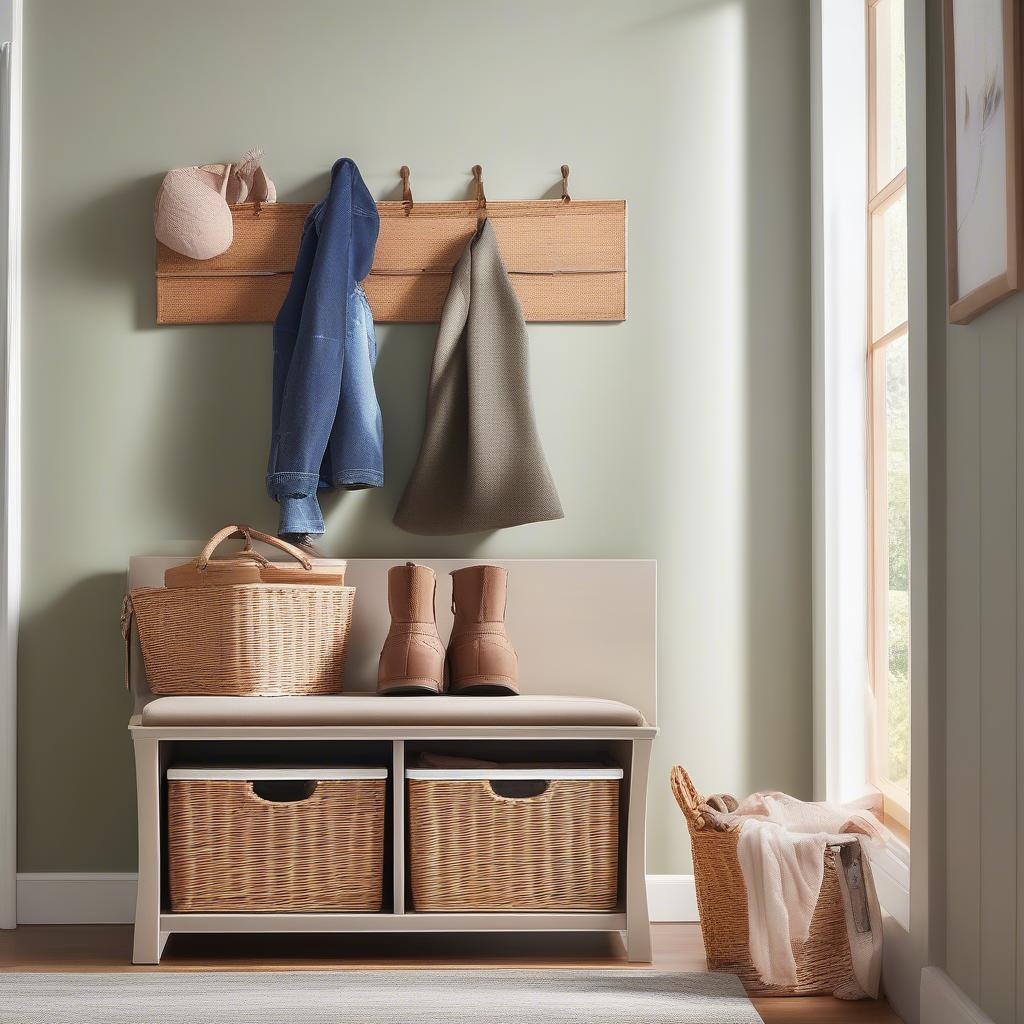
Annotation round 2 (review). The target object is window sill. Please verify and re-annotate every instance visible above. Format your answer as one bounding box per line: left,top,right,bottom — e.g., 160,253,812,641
882,812,910,847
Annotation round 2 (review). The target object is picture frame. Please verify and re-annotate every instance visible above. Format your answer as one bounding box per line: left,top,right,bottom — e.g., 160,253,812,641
943,0,1022,324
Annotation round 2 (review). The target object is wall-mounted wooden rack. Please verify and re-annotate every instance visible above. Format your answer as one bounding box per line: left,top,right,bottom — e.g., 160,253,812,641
155,178,627,325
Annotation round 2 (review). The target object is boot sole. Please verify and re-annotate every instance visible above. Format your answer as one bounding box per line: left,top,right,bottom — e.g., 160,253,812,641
449,681,519,696
378,681,444,696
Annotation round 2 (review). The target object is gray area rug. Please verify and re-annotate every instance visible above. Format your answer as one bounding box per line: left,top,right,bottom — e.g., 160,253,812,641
0,970,763,1023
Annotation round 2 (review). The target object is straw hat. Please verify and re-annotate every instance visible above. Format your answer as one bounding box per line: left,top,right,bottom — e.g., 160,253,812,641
154,147,276,260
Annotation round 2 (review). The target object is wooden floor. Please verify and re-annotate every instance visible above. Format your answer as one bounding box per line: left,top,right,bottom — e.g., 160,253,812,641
0,923,902,1023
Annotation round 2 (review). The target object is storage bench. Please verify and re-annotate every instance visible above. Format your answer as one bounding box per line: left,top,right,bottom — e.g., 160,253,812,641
127,557,658,965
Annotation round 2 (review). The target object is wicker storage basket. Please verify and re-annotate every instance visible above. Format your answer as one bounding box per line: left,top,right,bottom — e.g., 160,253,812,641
671,766,863,996
407,766,622,912
167,767,387,912
121,526,355,696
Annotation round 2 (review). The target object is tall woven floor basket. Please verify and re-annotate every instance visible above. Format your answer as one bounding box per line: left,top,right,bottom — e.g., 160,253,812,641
671,766,862,997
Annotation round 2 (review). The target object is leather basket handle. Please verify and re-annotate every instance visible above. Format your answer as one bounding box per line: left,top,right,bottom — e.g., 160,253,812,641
196,525,312,572
121,593,134,691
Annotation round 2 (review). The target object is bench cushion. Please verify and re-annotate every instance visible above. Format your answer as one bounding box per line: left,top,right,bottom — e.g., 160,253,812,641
140,694,646,728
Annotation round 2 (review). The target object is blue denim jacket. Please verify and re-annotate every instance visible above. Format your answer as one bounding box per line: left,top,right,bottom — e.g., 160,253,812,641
267,158,383,537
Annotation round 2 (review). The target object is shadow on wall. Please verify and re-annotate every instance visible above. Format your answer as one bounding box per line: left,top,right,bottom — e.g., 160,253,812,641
48,166,501,572
131,325,274,536
51,171,165,334
49,168,279,535
318,322,499,555
56,161,511,552
318,322,434,548
740,0,812,801
18,573,137,870
45,168,231,327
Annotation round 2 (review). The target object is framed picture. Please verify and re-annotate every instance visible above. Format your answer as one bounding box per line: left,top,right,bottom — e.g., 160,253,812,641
943,0,1022,324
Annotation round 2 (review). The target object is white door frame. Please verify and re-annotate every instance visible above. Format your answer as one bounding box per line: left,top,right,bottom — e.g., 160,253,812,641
0,0,22,931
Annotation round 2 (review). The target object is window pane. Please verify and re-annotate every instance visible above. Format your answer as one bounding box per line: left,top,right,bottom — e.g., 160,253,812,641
872,0,907,189
884,332,910,791
871,189,908,339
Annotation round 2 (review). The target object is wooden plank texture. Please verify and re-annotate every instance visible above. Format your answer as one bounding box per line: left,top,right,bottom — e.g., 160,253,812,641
1018,309,1024,1024
155,200,627,324
977,324,1018,1023
944,329,982,1001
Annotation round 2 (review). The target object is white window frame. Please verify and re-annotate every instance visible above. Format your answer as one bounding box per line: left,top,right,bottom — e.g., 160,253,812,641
812,0,930,940
812,0,871,810
866,0,912,830
0,0,21,932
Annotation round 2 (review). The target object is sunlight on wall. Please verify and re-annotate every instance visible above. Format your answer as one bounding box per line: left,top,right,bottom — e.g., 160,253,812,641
654,1,751,804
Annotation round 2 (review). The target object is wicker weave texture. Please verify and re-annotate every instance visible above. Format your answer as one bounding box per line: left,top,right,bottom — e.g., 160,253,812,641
671,767,859,997
168,779,386,912
155,200,627,324
157,274,292,324
407,779,619,912
126,584,355,695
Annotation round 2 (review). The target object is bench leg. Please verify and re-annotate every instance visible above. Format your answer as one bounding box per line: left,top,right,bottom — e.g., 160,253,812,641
624,737,653,962
131,734,167,964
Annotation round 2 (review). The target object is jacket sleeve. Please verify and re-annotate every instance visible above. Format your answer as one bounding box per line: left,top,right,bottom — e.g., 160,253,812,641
266,164,356,536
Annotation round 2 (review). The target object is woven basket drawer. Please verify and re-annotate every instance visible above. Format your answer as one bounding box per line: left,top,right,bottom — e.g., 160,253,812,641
167,767,387,913
406,767,622,912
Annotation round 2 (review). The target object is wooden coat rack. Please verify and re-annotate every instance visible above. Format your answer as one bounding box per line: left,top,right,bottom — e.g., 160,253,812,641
155,165,627,325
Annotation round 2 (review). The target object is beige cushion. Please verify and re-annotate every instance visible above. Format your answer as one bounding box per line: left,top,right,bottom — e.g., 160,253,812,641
140,694,645,728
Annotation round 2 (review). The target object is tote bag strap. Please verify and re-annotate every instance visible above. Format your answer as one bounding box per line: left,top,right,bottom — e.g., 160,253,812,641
196,524,313,572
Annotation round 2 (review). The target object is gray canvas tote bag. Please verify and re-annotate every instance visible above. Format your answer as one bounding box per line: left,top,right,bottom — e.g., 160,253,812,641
394,219,563,534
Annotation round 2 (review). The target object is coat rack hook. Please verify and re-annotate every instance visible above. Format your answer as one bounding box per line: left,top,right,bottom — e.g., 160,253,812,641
399,165,413,215
472,164,487,220
561,164,571,204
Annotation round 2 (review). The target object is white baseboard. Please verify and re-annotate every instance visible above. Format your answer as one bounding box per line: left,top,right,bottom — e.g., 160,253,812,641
921,967,996,1024
646,874,698,922
14,872,699,926
868,842,910,931
16,873,137,925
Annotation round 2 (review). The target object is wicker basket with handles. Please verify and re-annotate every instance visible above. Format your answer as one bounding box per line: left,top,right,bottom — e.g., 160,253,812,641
407,764,622,912
121,525,355,696
671,766,863,997
167,766,387,912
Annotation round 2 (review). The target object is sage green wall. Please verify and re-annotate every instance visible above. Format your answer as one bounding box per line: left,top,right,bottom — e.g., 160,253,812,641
18,0,810,874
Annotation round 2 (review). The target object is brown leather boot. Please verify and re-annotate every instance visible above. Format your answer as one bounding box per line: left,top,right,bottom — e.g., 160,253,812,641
447,565,519,695
378,563,446,695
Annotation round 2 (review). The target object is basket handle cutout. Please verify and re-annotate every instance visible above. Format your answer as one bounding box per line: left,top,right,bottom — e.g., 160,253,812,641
249,779,319,803
487,779,550,801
